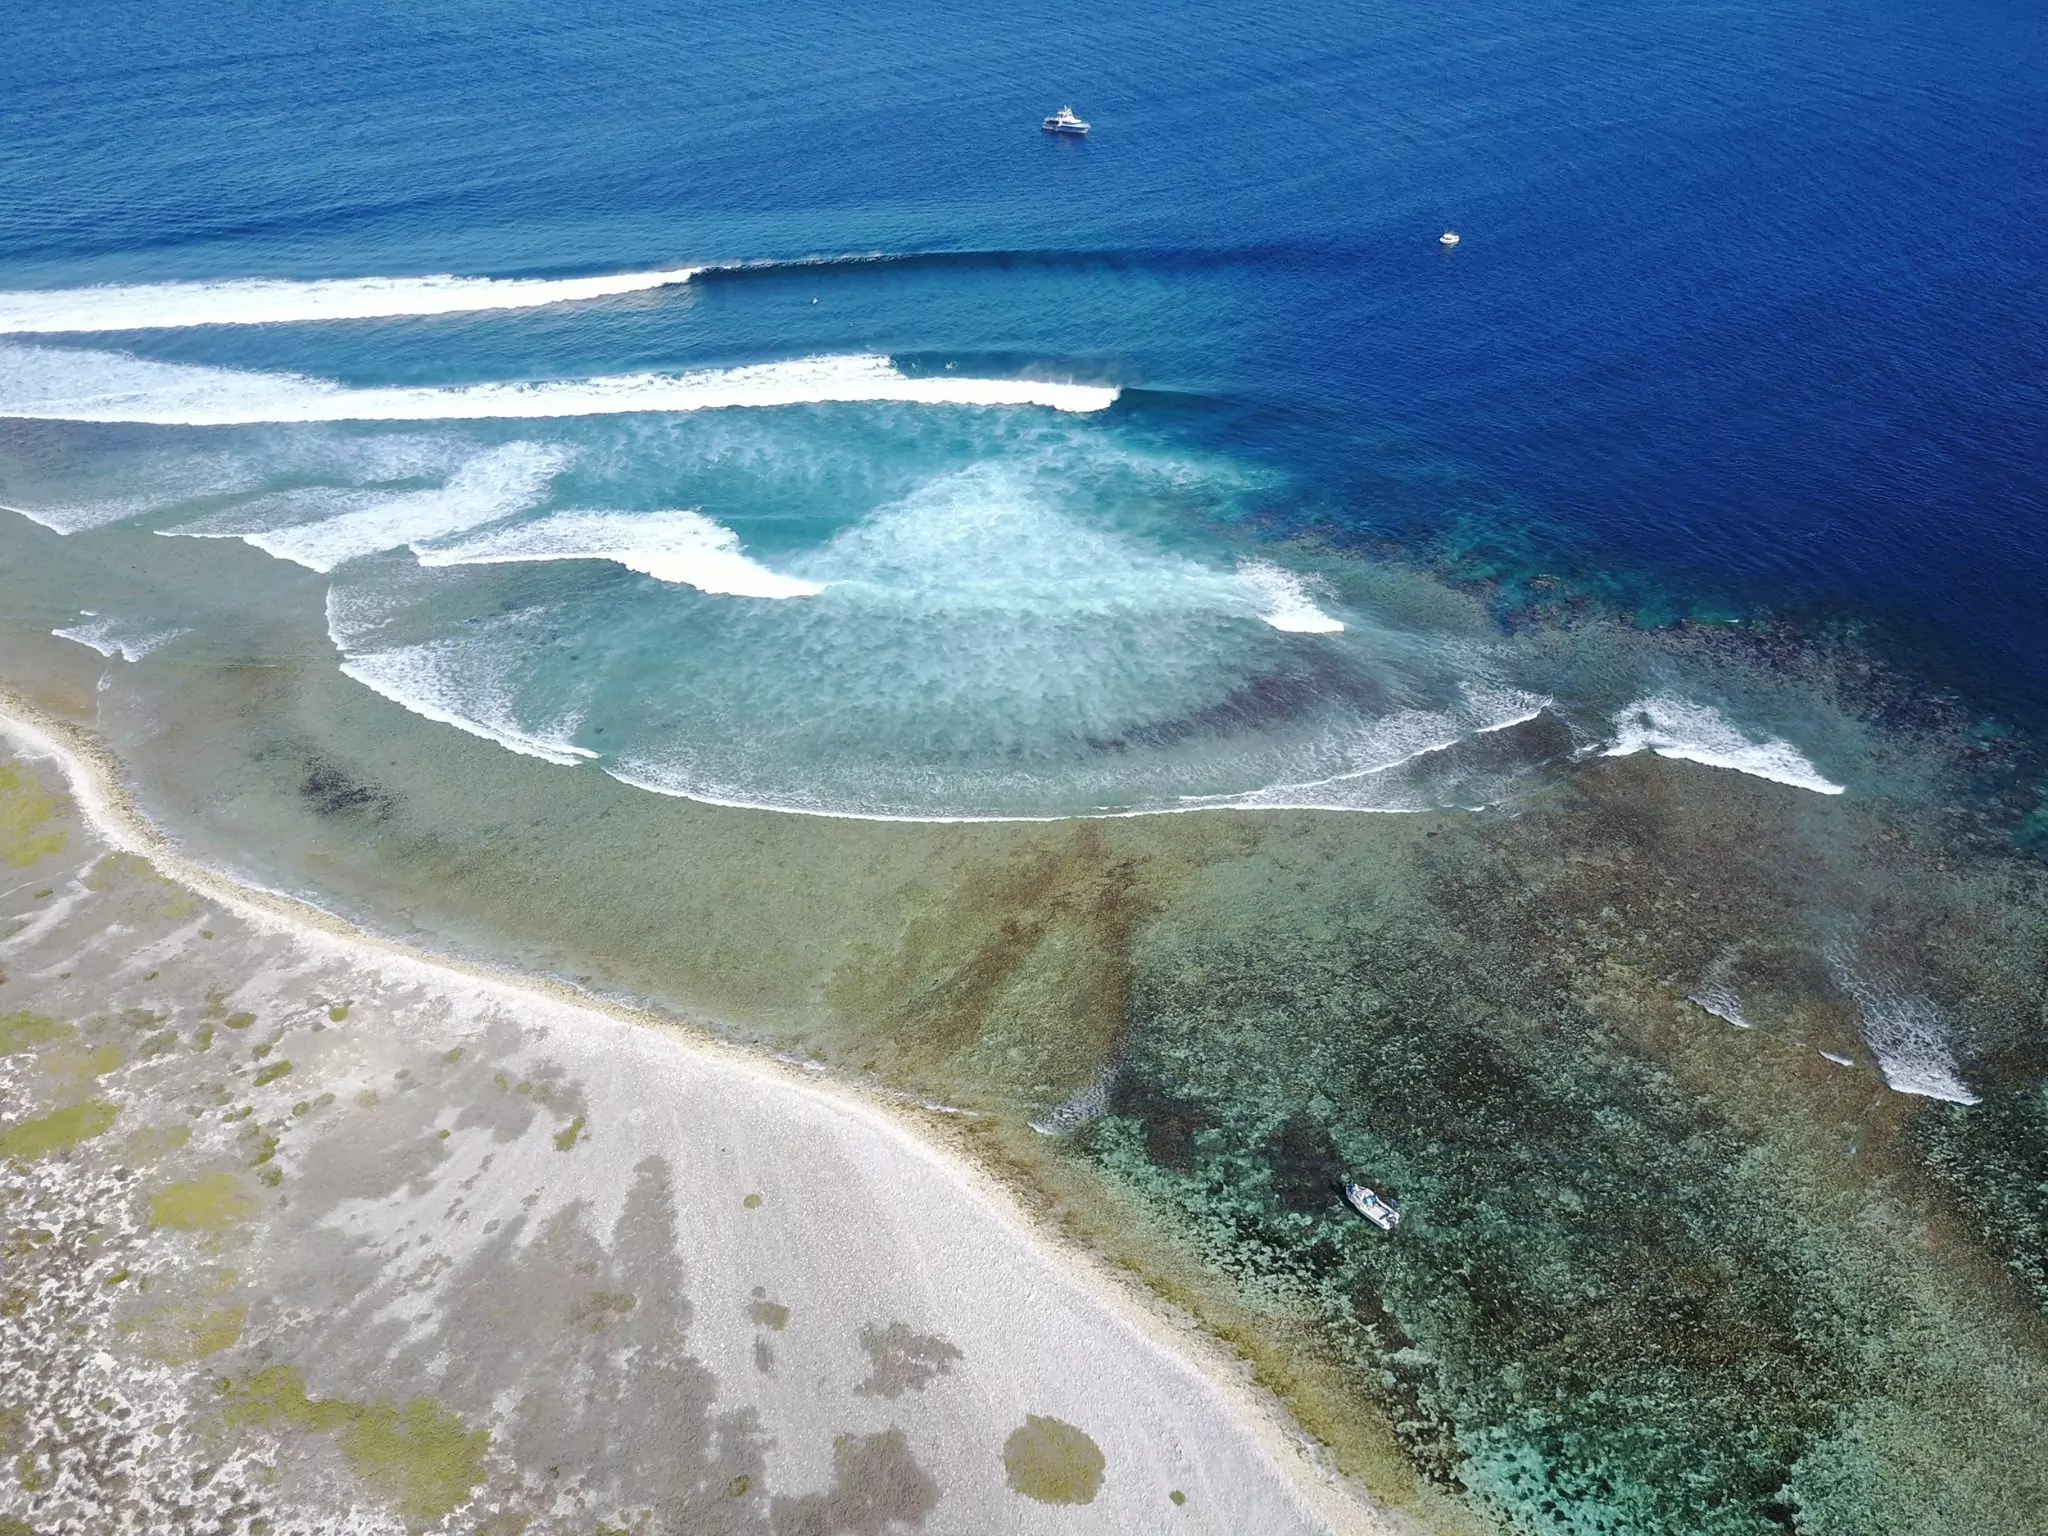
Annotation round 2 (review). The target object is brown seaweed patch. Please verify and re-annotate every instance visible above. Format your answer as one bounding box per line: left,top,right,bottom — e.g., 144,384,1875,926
852,1321,961,1399
770,1427,939,1535
826,826,1145,1100
1002,1414,1105,1505
301,760,396,819
748,1295,790,1331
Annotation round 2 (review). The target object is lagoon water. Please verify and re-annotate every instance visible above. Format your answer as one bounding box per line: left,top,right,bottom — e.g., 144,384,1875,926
4,1,2047,1532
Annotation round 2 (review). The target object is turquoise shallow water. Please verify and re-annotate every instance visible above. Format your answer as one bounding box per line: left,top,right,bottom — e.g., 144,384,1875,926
1,0,2044,823
2,1,2047,1532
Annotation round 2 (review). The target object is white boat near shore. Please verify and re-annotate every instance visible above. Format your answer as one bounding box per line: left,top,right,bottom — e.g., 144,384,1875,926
1344,1181,1402,1231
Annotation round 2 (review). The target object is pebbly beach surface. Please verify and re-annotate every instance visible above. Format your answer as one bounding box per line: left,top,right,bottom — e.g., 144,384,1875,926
0,709,1383,1536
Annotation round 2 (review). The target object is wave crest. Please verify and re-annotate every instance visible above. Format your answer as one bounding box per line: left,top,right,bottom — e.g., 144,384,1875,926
1603,694,1844,794
0,267,701,334
416,507,826,599
162,443,568,572
0,346,1118,425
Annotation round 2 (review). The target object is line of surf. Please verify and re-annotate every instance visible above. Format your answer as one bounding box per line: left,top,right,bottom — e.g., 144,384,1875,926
688,242,1303,286
0,267,702,333
0,243,1314,335
0,346,1120,424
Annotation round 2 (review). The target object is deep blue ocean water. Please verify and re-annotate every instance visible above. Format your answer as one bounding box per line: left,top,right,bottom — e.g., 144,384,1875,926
7,8,2048,1531
1,0,2044,814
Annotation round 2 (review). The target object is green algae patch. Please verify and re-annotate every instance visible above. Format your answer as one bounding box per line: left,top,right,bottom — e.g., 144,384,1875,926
552,1115,586,1151
120,1121,191,1166
150,1172,257,1233
0,1100,119,1160
224,1011,257,1031
0,763,65,869
46,1040,124,1091
82,852,155,892
1002,1414,1105,1505
133,1303,246,1365
253,1060,293,1087
743,1192,763,1209
0,1011,68,1056
223,1366,487,1529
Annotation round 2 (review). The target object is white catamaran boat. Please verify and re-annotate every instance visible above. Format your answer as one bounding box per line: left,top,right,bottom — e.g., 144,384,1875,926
1344,1181,1402,1231
1042,106,1090,136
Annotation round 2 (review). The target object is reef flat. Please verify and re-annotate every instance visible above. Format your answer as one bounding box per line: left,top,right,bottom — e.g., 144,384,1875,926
0,725,1362,1536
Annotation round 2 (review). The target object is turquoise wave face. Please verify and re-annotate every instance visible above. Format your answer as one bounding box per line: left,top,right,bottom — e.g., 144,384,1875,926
0,324,1866,824
4,353,1573,818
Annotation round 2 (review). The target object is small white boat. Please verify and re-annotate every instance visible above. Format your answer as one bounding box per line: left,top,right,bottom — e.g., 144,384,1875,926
1042,106,1090,136
1439,231,1460,247
1344,1181,1402,1231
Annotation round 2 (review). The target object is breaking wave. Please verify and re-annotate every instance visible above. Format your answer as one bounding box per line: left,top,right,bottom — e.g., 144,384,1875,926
306,444,1554,821
162,443,569,572
1237,558,1344,633
0,267,701,334
1825,942,1979,1104
1603,694,1844,794
0,345,1119,425
415,506,826,599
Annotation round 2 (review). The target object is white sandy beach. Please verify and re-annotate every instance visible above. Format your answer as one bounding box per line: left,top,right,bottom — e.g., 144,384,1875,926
0,702,1389,1535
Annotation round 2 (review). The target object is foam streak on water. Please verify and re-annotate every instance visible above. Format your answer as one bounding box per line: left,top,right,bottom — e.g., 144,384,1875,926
0,268,703,333
0,346,1119,424
49,615,186,663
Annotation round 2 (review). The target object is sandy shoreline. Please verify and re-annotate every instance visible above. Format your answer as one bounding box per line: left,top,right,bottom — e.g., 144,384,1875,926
0,691,1390,1534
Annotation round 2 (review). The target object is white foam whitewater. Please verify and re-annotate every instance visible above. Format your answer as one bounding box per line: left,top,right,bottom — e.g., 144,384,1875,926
0,345,1120,425
1824,942,1979,1104
415,507,825,599
162,442,568,572
324,589,596,767
50,614,186,663
1236,559,1345,633
0,268,702,334
1603,694,1844,794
